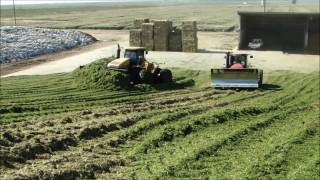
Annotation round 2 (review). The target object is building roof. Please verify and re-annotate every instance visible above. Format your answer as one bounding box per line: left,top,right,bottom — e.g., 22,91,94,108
125,47,146,50
238,11,319,17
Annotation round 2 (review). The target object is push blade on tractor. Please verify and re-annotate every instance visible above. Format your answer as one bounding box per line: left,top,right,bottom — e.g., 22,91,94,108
211,69,263,88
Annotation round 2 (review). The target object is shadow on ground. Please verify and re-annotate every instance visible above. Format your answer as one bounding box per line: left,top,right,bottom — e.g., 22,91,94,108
153,79,195,91
132,77,196,92
261,84,282,91
216,84,282,92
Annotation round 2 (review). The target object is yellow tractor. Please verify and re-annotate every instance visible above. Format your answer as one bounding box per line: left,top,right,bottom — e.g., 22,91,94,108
107,45,172,84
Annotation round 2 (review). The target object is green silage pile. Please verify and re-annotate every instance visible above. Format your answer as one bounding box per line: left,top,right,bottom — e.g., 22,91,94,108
72,57,202,91
73,57,132,90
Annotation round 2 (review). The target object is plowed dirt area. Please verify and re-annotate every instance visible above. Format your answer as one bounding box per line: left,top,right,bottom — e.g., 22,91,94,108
1,63,319,179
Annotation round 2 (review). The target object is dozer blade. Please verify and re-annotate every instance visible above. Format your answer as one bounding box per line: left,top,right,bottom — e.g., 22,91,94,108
211,69,260,88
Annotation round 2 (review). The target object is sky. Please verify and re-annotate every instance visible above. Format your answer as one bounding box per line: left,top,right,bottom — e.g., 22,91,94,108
1,0,159,5
1,0,319,5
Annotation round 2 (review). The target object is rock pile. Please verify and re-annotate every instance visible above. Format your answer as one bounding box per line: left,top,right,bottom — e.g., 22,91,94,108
0,26,96,63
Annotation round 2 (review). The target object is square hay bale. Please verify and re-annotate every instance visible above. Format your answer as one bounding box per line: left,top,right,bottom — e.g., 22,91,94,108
181,21,198,52
141,23,154,51
182,31,198,52
152,19,173,30
182,38,198,53
182,30,197,41
129,29,142,47
182,21,197,31
142,23,154,32
153,20,173,51
134,18,150,29
169,28,182,52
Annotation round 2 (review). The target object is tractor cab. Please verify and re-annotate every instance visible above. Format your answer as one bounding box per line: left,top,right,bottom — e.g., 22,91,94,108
123,47,147,66
108,46,149,70
225,52,253,68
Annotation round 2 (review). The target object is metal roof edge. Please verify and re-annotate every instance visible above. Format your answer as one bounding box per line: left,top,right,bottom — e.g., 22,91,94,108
237,11,320,16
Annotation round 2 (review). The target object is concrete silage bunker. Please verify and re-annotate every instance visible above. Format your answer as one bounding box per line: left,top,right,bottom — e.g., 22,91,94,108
238,12,319,54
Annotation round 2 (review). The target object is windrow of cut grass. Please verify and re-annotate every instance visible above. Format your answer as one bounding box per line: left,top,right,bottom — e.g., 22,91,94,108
0,62,319,179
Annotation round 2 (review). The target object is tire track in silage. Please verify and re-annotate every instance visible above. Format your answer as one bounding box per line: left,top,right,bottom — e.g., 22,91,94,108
156,105,312,179
154,74,319,179
0,90,268,179
0,89,230,177
246,123,319,180
123,77,315,178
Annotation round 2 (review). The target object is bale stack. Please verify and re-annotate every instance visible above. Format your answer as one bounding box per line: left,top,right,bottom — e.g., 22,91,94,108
141,23,154,51
153,20,172,51
182,21,198,52
133,18,150,29
129,29,142,47
169,27,182,51
129,19,198,52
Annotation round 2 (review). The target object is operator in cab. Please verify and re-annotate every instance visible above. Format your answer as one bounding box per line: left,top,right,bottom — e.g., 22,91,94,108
230,54,245,69
230,58,244,69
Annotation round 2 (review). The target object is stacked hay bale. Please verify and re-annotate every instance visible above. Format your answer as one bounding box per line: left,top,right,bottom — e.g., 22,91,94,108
134,18,150,29
182,21,198,52
129,19,198,53
129,18,150,47
141,23,154,51
153,20,172,51
168,27,182,51
129,29,142,47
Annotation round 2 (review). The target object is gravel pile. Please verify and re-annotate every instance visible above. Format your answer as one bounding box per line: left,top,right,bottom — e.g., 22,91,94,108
0,26,96,63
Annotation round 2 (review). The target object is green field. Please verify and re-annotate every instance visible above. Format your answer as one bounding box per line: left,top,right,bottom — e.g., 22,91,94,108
0,59,319,179
1,2,319,31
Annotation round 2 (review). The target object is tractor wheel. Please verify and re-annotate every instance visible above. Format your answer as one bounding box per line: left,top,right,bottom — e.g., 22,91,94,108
152,68,161,84
129,68,142,84
159,69,173,83
139,69,154,84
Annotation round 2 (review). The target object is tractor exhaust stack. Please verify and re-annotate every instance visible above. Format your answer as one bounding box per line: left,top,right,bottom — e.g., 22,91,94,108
116,44,121,59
